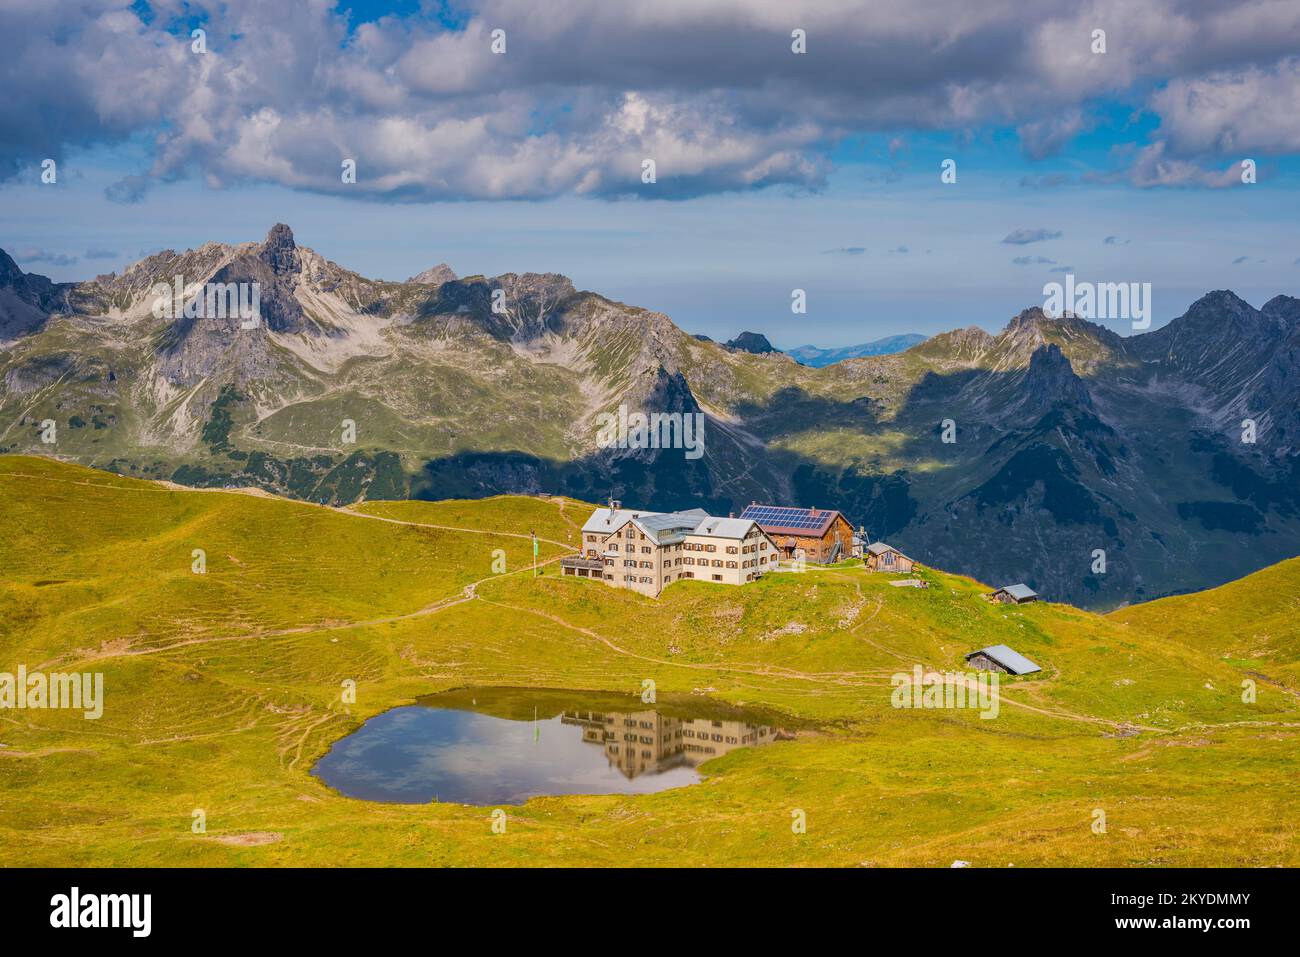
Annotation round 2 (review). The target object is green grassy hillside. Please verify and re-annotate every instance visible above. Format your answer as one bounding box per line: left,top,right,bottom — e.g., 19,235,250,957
1111,557,1300,691
1,456,1297,866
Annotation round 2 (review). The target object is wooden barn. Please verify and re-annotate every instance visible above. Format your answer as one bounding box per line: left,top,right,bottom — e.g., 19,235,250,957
964,644,1042,675
989,583,1039,604
864,542,915,573
738,504,855,564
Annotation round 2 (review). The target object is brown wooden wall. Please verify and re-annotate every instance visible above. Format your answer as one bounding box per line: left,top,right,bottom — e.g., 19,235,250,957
772,514,855,563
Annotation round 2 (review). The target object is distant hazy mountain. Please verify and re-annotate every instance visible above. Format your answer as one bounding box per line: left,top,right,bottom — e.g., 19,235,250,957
3,223,1298,609
788,334,928,366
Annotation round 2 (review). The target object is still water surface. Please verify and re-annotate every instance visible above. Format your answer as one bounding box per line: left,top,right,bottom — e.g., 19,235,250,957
312,687,794,805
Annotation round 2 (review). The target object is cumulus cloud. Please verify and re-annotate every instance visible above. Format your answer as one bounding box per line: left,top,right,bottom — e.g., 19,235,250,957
1017,110,1088,160
1003,228,1063,245
1151,57,1300,156
1122,142,1242,188
1,0,1298,201
1012,255,1057,265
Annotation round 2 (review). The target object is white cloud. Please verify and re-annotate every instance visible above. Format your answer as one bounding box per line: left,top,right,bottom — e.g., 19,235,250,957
1150,57,1300,155
1125,142,1241,188
2,0,1298,200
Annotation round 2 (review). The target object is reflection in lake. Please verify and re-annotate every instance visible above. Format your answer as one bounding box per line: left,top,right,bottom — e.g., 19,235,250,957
311,688,793,805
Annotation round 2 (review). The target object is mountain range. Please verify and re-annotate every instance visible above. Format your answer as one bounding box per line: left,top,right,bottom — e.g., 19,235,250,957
787,334,928,367
2,224,1297,608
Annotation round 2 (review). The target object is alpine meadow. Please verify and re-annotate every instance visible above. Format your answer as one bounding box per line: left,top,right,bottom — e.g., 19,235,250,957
3,0,1300,909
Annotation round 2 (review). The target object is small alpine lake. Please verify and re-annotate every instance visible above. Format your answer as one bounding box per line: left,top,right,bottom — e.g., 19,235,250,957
311,687,798,805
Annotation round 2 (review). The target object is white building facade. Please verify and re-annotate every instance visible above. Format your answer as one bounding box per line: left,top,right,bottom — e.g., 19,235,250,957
563,504,782,597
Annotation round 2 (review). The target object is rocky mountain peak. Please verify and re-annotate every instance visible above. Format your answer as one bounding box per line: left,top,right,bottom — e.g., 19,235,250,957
1262,295,1300,326
952,325,996,348
0,246,24,284
259,223,300,278
1140,289,1284,362
1183,289,1256,325
1007,306,1050,329
997,308,1050,358
1022,342,1093,412
0,246,63,338
912,325,995,364
724,331,777,354
408,264,457,285
1005,305,1111,336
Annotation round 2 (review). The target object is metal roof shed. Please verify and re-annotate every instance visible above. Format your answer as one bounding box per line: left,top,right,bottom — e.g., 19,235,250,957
964,644,1042,675
992,583,1039,603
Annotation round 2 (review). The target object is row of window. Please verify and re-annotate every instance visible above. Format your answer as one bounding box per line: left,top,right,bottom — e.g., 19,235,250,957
610,553,776,571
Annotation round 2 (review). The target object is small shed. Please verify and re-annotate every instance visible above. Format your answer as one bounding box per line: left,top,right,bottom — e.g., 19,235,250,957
989,583,1038,604
964,644,1041,675
864,542,915,573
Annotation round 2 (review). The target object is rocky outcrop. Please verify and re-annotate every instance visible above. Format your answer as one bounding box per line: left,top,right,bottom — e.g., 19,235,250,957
0,247,64,339
724,331,777,354
408,264,457,285
1021,343,1093,414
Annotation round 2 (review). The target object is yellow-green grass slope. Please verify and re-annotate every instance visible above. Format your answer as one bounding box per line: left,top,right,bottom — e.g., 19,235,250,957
1110,556,1300,693
0,455,1297,867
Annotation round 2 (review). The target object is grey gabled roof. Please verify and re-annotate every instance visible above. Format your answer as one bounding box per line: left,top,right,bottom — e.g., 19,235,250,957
582,506,762,544
965,644,1042,675
635,512,702,533
995,583,1038,600
581,507,639,534
632,511,708,544
866,541,902,556
693,516,760,540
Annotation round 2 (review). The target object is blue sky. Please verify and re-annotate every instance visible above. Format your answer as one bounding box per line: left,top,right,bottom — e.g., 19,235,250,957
3,1,1298,346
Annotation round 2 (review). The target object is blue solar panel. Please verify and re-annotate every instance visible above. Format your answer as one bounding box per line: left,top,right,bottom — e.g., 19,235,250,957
740,505,829,529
